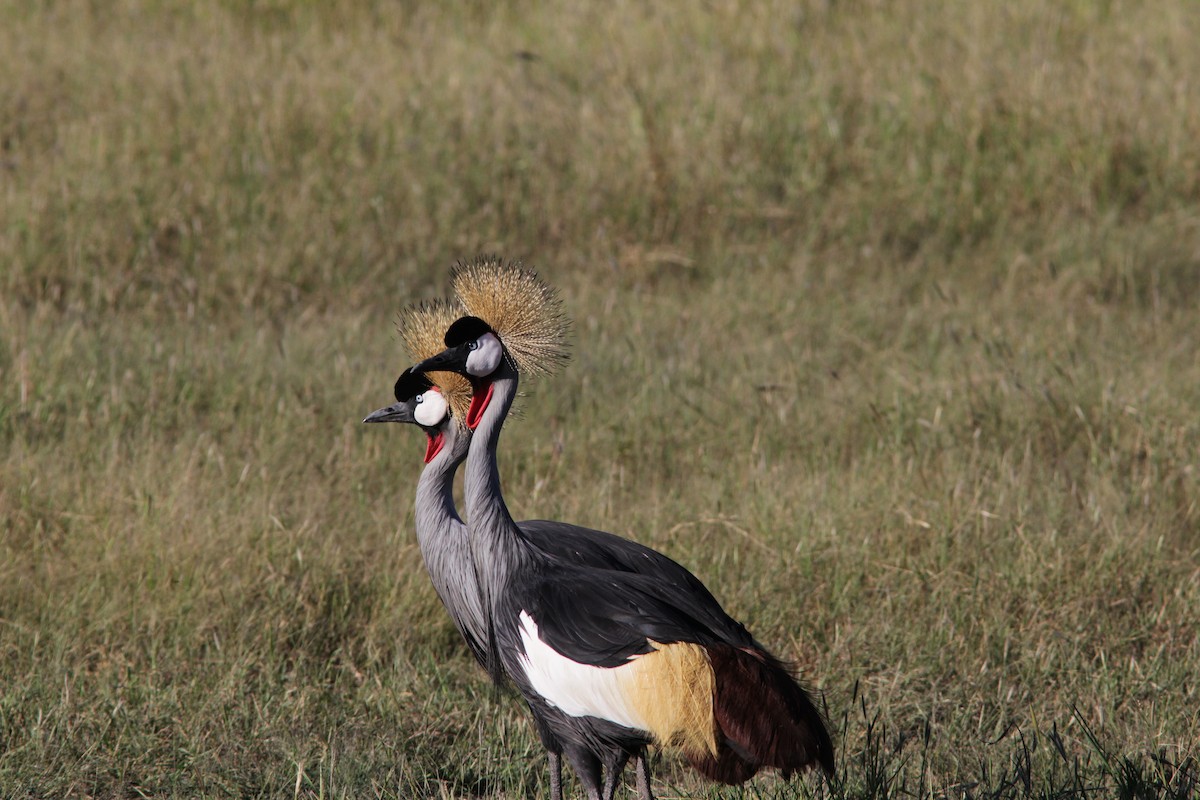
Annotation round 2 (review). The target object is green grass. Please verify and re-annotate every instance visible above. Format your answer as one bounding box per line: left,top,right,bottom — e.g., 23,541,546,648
2,1,1199,797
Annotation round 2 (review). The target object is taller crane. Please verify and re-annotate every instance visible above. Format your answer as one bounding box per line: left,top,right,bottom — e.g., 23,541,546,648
408,258,834,799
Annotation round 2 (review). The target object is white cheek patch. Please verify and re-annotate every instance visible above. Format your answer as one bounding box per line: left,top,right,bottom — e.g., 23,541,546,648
465,333,503,377
413,390,448,427
516,611,650,733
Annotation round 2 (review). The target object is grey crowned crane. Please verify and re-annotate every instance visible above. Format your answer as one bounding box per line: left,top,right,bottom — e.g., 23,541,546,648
364,298,727,799
362,300,490,669
408,258,834,800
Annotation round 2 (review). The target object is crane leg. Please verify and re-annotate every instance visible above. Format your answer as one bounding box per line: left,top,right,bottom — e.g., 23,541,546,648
600,748,631,800
634,750,654,800
547,750,563,800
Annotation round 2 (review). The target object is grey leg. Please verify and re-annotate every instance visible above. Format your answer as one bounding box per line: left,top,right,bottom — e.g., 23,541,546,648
600,748,631,800
635,750,654,800
548,750,563,800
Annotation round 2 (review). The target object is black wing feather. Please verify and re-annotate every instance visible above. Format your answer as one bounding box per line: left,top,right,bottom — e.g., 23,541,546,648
520,519,757,648
518,568,750,668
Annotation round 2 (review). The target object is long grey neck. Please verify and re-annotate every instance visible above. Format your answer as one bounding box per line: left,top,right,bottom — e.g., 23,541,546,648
412,420,491,668
464,361,534,605
414,422,469,545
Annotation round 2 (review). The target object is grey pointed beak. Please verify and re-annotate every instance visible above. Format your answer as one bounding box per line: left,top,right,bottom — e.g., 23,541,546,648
362,402,414,424
411,345,469,376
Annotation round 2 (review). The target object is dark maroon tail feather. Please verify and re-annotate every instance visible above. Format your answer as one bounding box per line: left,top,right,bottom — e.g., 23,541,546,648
705,644,835,779
684,737,759,785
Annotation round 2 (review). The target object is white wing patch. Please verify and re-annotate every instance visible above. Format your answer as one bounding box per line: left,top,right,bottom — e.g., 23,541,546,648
517,610,651,733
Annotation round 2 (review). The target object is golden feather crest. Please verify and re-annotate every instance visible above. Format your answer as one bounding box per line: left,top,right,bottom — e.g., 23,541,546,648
396,298,473,426
451,256,571,378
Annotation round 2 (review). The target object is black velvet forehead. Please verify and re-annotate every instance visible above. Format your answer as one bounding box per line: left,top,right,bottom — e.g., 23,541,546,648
443,315,493,347
393,368,433,403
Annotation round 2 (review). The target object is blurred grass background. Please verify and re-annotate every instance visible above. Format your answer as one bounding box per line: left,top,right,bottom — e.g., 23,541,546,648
2,1,1198,797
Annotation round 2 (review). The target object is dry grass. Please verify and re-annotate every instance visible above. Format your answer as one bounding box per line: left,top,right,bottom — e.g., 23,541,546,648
2,1,1199,797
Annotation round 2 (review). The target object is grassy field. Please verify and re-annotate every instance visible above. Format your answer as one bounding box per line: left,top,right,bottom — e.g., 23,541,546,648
3,1,1200,797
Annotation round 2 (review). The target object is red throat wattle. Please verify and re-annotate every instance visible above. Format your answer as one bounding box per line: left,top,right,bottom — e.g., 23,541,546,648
466,379,494,431
423,431,445,464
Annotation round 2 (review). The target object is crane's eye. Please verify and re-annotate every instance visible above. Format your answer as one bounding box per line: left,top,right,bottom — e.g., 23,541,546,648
413,389,448,427
464,332,503,377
